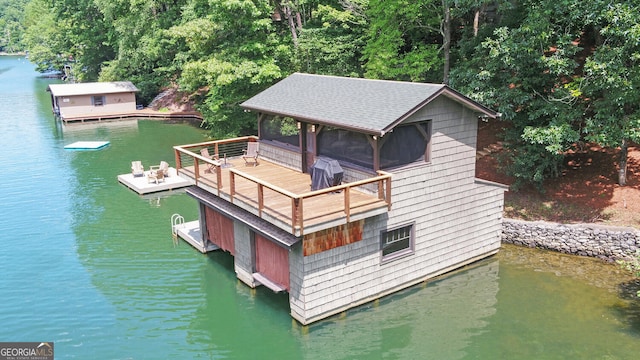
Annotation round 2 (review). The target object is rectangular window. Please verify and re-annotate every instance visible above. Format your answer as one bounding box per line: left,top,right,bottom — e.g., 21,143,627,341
381,223,414,262
260,115,300,147
317,127,374,169
92,96,105,106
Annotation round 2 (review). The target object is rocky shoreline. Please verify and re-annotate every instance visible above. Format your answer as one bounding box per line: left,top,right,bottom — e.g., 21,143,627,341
502,218,640,262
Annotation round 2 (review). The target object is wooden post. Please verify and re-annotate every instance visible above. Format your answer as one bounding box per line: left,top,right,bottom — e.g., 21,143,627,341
216,164,222,196
344,187,351,222
291,198,299,234
194,160,200,186
258,184,264,217
174,149,181,175
230,172,235,203
386,177,392,209
298,198,304,235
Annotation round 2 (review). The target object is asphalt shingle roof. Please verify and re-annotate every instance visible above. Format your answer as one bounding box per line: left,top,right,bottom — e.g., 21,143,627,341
241,73,498,136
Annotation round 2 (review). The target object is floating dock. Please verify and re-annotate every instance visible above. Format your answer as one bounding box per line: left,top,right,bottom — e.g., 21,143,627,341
64,141,110,150
117,167,193,194
172,219,219,253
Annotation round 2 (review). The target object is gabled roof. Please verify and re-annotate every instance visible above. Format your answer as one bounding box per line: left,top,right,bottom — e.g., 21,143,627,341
241,73,499,136
47,81,139,97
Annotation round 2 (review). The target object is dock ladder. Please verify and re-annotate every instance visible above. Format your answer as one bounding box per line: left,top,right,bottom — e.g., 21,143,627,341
171,213,185,243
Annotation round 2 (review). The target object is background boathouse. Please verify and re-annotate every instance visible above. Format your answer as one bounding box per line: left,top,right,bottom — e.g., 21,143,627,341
47,81,139,121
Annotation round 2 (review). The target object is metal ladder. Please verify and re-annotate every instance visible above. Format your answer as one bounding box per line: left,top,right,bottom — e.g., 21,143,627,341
171,213,185,242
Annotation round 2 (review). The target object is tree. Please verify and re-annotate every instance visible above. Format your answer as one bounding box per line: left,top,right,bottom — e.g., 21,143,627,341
22,0,69,72
0,0,29,53
173,0,289,138
95,0,189,101
582,2,640,186
450,0,588,190
362,0,442,82
48,0,116,81
295,0,368,76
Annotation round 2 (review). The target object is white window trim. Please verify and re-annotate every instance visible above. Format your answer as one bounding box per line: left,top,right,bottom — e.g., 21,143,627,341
380,223,415,263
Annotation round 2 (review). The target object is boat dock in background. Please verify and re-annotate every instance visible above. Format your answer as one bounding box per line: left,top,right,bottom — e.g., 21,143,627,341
60,109,203,124
118,167,193,195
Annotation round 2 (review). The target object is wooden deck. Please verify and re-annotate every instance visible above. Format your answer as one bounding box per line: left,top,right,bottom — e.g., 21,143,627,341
118,167,193,194
176,153,391,236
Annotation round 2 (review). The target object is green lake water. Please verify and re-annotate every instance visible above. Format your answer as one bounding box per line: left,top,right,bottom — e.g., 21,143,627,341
1,55,640,359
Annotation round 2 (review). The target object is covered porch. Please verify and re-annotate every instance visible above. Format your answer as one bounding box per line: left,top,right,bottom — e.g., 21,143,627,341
173,137,392,236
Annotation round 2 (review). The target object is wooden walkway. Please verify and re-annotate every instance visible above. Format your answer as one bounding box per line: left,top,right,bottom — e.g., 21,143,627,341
59,109,203,123
177,157,390,236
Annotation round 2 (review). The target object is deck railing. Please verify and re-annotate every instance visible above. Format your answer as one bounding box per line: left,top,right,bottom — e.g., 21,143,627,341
229,169,391,234
173,136,257,194
174,136,392,235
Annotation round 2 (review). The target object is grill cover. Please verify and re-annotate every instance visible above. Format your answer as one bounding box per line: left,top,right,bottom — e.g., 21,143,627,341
310,157,343,191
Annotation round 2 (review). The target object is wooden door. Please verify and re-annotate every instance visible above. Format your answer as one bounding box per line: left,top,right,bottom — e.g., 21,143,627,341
255,234,289,290
205,207,235,255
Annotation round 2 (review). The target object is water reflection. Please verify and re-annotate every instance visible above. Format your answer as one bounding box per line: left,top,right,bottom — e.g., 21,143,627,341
298,259,500,360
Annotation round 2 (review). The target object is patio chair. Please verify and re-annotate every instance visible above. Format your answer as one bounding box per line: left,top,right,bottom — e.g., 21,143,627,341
242,142,259,166
200,148,219,173
148,168,165,184
131,161,144,177
150,161,170,177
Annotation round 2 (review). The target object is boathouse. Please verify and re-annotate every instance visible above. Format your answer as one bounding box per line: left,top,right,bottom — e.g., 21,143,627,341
47,81,138,120
172,73,508,325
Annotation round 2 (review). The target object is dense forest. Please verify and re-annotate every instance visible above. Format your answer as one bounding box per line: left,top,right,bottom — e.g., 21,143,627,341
2,0,640,190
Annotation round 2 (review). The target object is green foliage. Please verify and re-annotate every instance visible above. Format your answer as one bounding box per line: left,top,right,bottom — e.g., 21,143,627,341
582,2,640,149
617,250,640,297
362,0,442,81
22,0,67,72
172,0,287,138
450,0,589,189
295,2,368,76
0,0,28,52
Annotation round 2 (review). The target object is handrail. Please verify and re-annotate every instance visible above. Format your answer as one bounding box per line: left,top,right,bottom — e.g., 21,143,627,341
175,136,258,150
173,136,257,192
229,167,392,235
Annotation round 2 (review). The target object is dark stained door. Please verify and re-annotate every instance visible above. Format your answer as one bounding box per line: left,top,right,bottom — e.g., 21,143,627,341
205,207,235,255
255,234,289,290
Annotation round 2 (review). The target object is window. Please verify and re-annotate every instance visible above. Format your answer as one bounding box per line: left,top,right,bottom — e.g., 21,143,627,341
260,116,299,147
317,127,373,169
381,224,414,261
379,121,431,169
92,96,105,106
